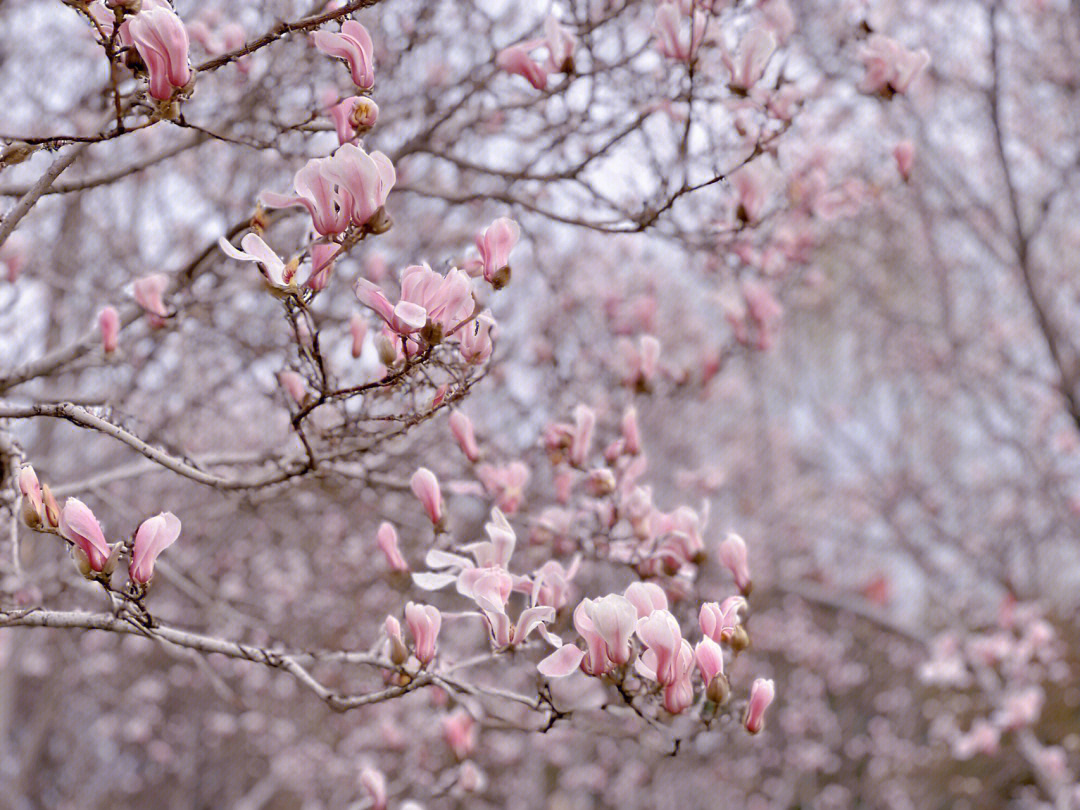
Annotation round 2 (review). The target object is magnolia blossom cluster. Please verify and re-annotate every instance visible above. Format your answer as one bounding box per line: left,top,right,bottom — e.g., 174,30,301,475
17,466,179,586
921,600,1067,771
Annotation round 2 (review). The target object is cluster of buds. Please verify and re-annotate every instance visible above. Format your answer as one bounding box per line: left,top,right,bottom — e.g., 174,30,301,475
17,466,179,586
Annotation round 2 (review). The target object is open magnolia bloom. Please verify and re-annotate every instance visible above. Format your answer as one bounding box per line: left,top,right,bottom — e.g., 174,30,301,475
218,233,297,288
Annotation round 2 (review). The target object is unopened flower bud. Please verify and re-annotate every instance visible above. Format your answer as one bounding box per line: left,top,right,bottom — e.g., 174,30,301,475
365,207,392,235
376,333,398,366
41,484,60,528
706,672,731,705
585,468,616,497
729,624,750,651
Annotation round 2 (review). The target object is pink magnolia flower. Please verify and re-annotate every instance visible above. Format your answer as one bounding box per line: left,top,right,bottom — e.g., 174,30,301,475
306,243,340,292
99,306,120,353
653,3,706,63
721,27,777,93
59,498,112,574
719,533,751,593
496,44,549,90
624,581,668,619
449,411,480,462
577,595,637,669
328,96,379,145
635,609,684,685
858,34,931,97
133,273,169,320
349,313,368,358
359,765,387,810
356,280,428,336
324,143,396,228
219,234,294,287
744,677,775,733
442,709,477,760
128,7,192,100
129,511,181,584
695,637,725,684
410,468,444,525
262,157,348,236
474,217,520,288
459,312,495,364
732,162,770,223
699,595,746,642
400,264,474,332
404,602,442,665
312,20,375,89
662,642,696,713
277,370,308,405
894,139,915,181
376,522,409,573
476,461,529,514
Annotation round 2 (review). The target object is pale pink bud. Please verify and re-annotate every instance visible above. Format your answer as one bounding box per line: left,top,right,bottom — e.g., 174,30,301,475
441,709,477,759
98,307,120,353
59,498,112,573
570,404,595,467
448,410,480,462
475,217,520,288
277,370,308,406
719,534,751,593
410,468,444,525
404,602,442,665
376,522,409,573
496,45,548,89
129,511,181,584
744,677,775,733
620,406,642,455
128,7,192,100
385,615,408,665
359,766,387,810
894,139,915,181
133,273,169,319
312,20,375,89
695,637,725,683
623,581,668,619
18,465,43,517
